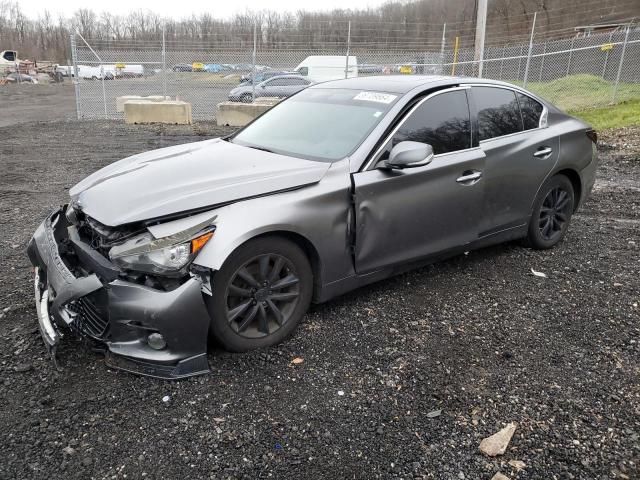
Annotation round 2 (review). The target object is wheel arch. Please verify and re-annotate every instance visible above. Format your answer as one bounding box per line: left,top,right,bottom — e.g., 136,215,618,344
199,229,323,303
554,168,582,212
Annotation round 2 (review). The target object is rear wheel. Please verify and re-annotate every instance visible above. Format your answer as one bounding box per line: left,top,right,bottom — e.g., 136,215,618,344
206,237,313,352
526,174,575,249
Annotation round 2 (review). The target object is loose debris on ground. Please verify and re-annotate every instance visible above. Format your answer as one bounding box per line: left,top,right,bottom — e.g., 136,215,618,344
0,85,638,479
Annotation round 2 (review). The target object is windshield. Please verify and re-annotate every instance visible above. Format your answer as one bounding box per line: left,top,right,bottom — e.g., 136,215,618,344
231,88,398,162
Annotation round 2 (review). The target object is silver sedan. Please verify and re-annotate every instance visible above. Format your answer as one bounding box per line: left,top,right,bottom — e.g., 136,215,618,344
28,76,597,378
228,75,313,103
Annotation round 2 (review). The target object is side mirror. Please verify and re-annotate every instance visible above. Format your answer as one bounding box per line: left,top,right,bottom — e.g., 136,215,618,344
385,141,434,169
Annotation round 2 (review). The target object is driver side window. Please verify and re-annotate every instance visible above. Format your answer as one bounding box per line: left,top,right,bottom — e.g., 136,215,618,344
376,90,471,163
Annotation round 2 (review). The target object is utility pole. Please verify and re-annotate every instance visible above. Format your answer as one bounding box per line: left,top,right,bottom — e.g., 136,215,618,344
474,0,488,77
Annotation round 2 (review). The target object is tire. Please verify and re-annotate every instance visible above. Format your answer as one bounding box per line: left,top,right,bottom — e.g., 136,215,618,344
206,237,313,352
526,174,575,249
240,93,253,103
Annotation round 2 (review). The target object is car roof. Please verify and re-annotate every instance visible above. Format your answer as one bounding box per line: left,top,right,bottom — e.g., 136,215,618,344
262,75,307,81
309,75,518,94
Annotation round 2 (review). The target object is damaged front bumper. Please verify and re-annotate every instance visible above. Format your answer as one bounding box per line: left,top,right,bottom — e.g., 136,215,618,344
27,206,211,379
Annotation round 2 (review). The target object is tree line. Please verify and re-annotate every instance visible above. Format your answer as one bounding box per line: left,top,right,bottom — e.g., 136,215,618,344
0,0,633,63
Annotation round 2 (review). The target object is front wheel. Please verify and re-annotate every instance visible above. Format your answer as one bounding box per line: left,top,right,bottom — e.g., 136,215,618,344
526,174,575,249
206,237,313,352
240,93,253,103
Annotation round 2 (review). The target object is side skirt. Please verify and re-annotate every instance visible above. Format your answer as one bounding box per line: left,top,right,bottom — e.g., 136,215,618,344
315,223,527,304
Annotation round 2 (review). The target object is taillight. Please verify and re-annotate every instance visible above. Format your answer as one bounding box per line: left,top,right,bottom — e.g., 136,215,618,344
586,128,598,144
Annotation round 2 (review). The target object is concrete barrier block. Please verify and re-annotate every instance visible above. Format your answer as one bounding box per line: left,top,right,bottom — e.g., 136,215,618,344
216,102,274,127
124,100,192,125
253,97,282,106
116,95,172,112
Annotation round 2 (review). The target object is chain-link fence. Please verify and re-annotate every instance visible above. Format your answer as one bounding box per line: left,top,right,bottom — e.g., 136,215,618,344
71,23,640,121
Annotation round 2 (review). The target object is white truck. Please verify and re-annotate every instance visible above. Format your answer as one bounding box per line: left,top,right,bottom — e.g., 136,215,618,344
295,55,358,83
1,50,19,74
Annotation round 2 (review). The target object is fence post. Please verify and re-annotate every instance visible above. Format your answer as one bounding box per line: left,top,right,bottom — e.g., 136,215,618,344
611,23,631,103
345,21,352,79
252,23,257,101
498,45,506,79
565,37,575,76
162,22,167,98
70,32,81,119
451,36,460,75
523,11,537,87
100,65,107,118
75,30,108,119
440,23,446,75
538,42,547,81
516,45,524,79
601,31,614,79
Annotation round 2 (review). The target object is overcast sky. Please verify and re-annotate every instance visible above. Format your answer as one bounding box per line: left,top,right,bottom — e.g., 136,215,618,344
18,0,387,19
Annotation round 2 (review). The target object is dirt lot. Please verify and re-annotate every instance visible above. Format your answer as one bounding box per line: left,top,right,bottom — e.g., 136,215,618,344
0,85,638,480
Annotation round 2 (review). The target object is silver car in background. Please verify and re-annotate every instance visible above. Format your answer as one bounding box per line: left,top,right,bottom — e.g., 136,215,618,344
28,76,598,378
228,74,313,103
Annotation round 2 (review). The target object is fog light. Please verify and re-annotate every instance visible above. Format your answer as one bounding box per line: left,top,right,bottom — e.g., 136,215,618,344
147,333,166,350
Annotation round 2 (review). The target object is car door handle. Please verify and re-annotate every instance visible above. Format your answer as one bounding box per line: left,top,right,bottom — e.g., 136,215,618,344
533,146,553,158
456,170,482,184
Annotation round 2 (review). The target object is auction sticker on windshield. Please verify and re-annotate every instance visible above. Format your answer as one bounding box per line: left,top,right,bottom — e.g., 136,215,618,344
353,92,397,104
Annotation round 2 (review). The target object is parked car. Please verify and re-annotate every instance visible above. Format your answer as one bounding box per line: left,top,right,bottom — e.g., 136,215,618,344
192,62,205,72
204,63,233,73
228,75,313,103
172,64,192,72
28,76,597,379
239,69,301,85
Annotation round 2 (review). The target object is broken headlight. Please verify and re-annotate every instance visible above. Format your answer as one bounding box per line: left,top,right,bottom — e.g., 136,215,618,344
109,230,213,276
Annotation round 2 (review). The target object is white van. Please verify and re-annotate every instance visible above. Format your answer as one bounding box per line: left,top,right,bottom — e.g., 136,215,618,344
295,55,358,83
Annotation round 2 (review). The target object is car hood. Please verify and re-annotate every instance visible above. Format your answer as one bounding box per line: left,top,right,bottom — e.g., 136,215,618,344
69,138,330,226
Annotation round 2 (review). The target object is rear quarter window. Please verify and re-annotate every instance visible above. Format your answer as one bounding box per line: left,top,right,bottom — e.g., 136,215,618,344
474,87,523,141
517,92,544,130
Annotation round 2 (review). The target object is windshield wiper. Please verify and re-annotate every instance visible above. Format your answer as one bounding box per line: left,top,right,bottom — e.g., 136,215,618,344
245,145,275,153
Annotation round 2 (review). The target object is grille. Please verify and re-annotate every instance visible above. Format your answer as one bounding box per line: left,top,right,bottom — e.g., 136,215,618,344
68,296,110,340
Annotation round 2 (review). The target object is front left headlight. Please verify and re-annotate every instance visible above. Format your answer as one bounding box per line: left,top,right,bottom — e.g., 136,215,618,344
109,229,214,276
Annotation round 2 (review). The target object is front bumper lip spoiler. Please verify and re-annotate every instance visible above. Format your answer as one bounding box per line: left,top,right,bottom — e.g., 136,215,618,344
28,206,212,380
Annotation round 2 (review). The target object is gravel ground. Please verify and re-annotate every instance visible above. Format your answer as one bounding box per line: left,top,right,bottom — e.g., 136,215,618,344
0,86,638,480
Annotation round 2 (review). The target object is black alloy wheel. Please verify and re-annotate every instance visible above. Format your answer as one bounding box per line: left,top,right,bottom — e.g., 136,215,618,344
225,254,300,339
526,174,575,249
538,186,571,241
206,237,313,352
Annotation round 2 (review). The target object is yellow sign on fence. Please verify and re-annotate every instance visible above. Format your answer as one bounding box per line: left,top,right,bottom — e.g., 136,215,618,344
600,43,614,51
399,65,413,74
115,63,126,69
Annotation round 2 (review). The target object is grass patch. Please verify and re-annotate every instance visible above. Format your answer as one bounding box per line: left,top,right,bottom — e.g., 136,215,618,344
568,99,640,130
509,74,640,111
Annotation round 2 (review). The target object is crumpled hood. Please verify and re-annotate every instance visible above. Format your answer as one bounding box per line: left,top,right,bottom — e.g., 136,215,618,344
70,138,330,226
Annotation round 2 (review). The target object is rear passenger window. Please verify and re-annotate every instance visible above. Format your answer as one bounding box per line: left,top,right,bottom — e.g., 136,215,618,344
517,93,544,130
474,87,522,141
390,90,471,155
